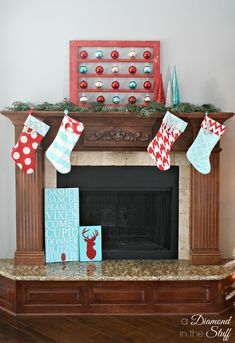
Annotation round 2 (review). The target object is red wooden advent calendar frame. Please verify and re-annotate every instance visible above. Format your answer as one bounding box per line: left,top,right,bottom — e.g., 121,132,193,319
70,40,160,105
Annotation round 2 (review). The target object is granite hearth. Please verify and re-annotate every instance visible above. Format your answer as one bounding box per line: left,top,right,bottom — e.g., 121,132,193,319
0,259,234,315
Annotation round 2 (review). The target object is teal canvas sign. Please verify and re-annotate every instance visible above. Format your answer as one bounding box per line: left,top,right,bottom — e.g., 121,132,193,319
79,226,102,262
44,188,80,263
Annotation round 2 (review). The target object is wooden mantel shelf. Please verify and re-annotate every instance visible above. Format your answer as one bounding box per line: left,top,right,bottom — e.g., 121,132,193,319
2,110,234,121
1,111,234,151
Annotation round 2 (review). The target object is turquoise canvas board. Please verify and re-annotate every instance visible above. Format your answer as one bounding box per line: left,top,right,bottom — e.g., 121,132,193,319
44,188,80,263
79,226,102,262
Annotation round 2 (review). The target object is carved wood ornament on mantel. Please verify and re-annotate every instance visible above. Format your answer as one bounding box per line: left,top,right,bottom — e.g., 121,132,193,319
1,110,234,266
85,126,150,142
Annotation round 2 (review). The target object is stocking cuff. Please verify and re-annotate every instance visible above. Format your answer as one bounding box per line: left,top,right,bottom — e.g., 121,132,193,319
163,111,188,132
24,115,50,137
62,115,84,135
201,117,225,136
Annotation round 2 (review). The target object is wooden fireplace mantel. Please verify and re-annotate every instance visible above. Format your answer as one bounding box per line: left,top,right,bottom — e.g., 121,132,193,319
2,111,234,151
1,111,234,266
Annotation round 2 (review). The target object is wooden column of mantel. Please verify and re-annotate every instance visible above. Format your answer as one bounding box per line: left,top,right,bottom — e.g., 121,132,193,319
1,111,234,265
14,124,44,265
15,149,44,265
189,119,222,265
191,152,221,264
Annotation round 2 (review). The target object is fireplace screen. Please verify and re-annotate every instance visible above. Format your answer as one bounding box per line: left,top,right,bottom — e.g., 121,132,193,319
57,166,179,259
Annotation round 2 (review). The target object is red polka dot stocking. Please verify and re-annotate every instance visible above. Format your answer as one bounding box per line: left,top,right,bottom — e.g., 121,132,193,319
11,112,50,174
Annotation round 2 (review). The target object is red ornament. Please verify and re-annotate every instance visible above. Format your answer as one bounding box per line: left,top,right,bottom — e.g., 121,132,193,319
128,96,137,104
80,50,88,59
143,80,152,90
80,80,88,89
111,81,120,89
143,50,151,59
156,74,165,104
97,95,105,103
128,66,137,74
111,50,119,59
96,65,104,74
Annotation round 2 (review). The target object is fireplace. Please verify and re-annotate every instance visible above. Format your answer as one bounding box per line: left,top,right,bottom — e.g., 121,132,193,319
1,110,234,316
58,166,179,259
1,110,233,265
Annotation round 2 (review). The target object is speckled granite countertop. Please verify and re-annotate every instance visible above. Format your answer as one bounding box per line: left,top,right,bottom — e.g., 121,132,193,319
0,259,234,281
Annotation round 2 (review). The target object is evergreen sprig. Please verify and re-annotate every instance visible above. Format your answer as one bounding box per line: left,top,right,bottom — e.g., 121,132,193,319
171,102,220,114
5,99,221,117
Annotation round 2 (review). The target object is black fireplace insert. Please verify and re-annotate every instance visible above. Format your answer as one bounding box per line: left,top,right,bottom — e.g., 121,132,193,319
57,166,179,259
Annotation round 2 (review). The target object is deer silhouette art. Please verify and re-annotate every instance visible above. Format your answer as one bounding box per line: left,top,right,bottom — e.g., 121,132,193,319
82,228,99,260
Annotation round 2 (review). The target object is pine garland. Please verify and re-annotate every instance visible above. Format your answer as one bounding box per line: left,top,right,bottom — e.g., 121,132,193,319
5,99,221,117
171,102,220,114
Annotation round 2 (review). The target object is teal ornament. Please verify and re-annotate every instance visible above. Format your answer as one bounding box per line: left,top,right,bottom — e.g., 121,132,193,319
172,65,180,105
129,80,137,89
80,65,88,74
64,109,69,116
95,50,103,59
143,65,152,74
113,95,120,104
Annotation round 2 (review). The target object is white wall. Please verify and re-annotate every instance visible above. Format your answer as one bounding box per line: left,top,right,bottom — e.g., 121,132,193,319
0,0,234,258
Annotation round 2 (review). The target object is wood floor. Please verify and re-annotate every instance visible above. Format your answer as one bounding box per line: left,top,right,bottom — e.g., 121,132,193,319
0,310,234,343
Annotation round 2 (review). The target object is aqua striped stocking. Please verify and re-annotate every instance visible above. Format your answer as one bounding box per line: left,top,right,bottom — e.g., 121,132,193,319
46,113,84,174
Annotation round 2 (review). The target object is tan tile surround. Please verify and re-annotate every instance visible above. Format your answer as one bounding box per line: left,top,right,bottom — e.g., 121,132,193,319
44,152,190,259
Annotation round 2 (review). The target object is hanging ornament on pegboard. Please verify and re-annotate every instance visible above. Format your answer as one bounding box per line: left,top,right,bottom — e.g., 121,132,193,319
113,95,120,104
112,81,120,89
144,95,152,103
80,50,88,59
96,65,104,74
156,73,165,104
128,96,137,104
143,80,152,90
128,65,137,74
80,80,88,89
95,50,103,59
80,65,88,74
80,95,88,104
95,80,103,89
143,50,151,59
129,80,137,89
97,95,105,103
128,49,137,59
112,65,119,73
143,65,152,74
111,50,119,59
